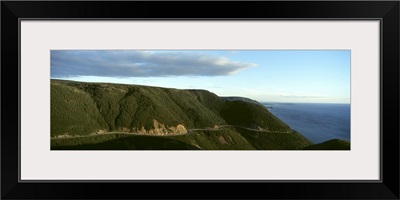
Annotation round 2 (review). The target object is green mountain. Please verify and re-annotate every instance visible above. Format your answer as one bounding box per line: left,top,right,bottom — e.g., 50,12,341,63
51,79,315,150
221,96,263,106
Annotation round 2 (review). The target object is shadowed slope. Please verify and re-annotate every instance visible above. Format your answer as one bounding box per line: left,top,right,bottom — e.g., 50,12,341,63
302,139,350,150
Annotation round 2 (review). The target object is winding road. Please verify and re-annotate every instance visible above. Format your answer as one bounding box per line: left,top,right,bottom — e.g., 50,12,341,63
187,125,292,134
51,124,292,140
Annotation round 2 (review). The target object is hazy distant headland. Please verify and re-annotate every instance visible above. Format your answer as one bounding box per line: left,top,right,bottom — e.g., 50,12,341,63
50,79,350,150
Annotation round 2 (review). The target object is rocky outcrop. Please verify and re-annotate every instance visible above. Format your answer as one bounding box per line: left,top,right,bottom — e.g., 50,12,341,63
121,119,187,135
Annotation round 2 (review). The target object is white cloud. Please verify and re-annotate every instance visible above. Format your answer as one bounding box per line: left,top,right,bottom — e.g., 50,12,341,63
51,50,256,78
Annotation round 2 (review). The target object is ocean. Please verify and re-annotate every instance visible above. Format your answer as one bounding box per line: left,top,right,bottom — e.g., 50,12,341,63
263,103,350,144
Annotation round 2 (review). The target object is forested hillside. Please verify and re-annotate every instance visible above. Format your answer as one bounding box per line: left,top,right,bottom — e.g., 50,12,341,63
51,79,314,150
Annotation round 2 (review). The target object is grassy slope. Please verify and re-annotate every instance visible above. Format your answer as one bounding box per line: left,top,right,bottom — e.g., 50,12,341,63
51,128,312,150
51,79,313,150
51,80,290,136
51,134,202,150
221,100,291,131
302,139,350,150
51,80,228,136
51,83,108,136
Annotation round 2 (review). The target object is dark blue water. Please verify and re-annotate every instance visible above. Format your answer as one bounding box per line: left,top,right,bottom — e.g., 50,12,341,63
263,103,350,143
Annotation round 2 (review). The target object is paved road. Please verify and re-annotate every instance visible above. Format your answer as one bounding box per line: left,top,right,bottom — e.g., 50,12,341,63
51,131,187,140
51,125,292,140
187,125,291,134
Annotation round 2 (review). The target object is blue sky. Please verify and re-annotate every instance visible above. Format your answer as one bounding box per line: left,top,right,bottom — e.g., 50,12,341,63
51,50,350,103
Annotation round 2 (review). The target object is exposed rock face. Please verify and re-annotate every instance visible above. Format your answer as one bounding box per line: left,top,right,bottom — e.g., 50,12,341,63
128,119,187,135
218,136,228,144
85,120,187,136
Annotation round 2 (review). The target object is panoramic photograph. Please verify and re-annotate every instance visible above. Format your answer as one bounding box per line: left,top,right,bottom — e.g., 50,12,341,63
50,50,350,150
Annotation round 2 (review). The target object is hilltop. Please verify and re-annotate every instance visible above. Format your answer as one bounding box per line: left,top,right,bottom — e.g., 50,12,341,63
221,96,262,106
51,79,313,150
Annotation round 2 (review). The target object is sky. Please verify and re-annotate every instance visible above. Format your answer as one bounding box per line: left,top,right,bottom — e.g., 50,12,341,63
51,50,350,104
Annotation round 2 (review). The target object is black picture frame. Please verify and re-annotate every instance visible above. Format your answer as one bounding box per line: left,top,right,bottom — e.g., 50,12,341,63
2,1,399,199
